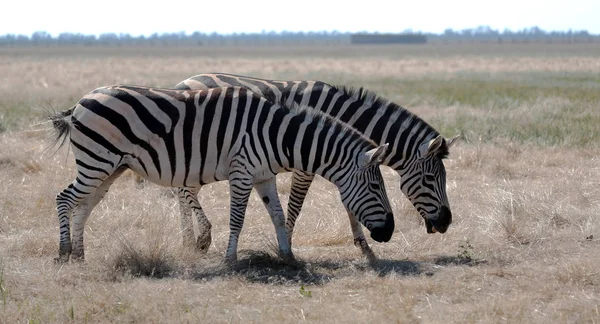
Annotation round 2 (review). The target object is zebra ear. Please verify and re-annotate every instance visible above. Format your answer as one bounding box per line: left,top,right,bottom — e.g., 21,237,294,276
419,135,444,157
446,134,461,148
359,143,389,167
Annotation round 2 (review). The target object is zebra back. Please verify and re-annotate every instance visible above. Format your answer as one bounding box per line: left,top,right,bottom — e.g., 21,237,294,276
175,73,446,166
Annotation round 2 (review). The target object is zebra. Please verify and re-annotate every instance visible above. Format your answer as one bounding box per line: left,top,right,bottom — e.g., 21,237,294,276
48,85,395,264
172,73,459,261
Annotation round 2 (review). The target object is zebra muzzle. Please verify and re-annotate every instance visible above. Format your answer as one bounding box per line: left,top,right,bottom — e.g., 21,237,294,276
425,206,452,234
425,219,437,233
369,212,395,242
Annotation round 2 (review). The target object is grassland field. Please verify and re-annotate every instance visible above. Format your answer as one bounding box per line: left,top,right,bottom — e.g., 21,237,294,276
0,43,599,323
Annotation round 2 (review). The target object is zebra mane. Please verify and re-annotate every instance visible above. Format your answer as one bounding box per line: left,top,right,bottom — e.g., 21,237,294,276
334,85,447,158
337,86,382,107
281,97,378,149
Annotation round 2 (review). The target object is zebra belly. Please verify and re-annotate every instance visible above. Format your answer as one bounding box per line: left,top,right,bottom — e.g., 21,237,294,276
123,155,232,187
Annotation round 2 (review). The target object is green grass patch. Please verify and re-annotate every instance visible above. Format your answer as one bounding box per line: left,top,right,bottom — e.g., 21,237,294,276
433,106,600,147
358,72,600,148
362,72,600,109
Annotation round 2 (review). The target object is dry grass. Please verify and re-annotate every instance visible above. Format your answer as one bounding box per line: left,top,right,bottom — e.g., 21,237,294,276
1,44,599,323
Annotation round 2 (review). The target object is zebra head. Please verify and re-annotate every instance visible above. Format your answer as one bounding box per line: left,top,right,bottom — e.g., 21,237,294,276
400,135,460,234
339,143,395,243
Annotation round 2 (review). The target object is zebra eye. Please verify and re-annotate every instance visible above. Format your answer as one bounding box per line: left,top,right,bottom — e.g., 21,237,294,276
425,174,435,182
370,182,381,191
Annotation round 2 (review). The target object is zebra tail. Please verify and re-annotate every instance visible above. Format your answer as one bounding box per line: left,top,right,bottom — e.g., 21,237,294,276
46,106,75,151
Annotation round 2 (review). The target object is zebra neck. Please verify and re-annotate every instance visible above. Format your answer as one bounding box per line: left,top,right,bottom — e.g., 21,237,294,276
383,120,439,170
344,102,440,170
279,116,365,182
312,85,441,170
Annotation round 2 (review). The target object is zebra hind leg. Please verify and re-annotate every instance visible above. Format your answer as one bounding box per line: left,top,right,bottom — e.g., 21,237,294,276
54,175,103,263
224,174,254,265
55,176,107,263
55,185,77,263
345,209,377,263
285,170,315,247
69,167,127,262
254,177,295,264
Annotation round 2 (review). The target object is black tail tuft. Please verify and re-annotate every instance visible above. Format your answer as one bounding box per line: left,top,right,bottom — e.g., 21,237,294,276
46,106,75,152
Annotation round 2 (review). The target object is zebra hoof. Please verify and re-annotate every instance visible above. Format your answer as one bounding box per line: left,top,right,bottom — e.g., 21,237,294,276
279,251,297,265
365,251,378,265
55,248,72,263
224,255,238,268
54,255,70,264
71,251,85,262
354,238,377,263
195,234,212,253
285,258,304,269
71,255,85,263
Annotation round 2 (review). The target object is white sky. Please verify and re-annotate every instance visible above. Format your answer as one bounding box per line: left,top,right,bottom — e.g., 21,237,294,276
2,0,599,36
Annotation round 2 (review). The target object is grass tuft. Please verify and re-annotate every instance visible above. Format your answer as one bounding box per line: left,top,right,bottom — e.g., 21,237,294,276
457,239,475,263
299,284,312,298
108,237,174,280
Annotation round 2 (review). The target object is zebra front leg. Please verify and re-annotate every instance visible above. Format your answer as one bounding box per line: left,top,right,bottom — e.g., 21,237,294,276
177,187,212,252
346,209,377,263
193,204,212,252
286,170,315,247
70,167,126,261
254,178,295,263
225,175,254,265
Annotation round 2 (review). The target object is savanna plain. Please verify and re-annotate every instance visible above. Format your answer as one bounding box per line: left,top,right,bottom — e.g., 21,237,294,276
0,43,599,323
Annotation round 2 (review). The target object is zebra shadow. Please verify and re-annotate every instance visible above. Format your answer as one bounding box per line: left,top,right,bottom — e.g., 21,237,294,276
188,250,429,285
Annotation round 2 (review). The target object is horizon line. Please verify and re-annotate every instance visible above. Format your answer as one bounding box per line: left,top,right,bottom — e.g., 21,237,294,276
1,26,598,38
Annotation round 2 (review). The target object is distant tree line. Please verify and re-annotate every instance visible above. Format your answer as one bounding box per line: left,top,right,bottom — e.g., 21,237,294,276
432,26,597,44
351,34,427,44
0,26,597,46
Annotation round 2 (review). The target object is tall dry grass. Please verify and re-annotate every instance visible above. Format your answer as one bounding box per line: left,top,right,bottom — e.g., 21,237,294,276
0,44,599,323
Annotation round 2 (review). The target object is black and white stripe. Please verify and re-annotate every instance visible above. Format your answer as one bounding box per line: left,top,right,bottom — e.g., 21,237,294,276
49,85,394,263
174,73,459,260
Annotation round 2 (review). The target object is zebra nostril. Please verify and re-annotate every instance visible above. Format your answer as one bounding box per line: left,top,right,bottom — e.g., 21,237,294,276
440,206,452,225
425,219,435,233
425,206,452,234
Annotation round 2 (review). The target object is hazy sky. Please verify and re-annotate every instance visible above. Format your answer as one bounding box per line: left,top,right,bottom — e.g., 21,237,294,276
3,0,599,36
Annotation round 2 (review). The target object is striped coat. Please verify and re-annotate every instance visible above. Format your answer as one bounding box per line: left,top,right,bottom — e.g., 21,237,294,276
49,85,394,263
